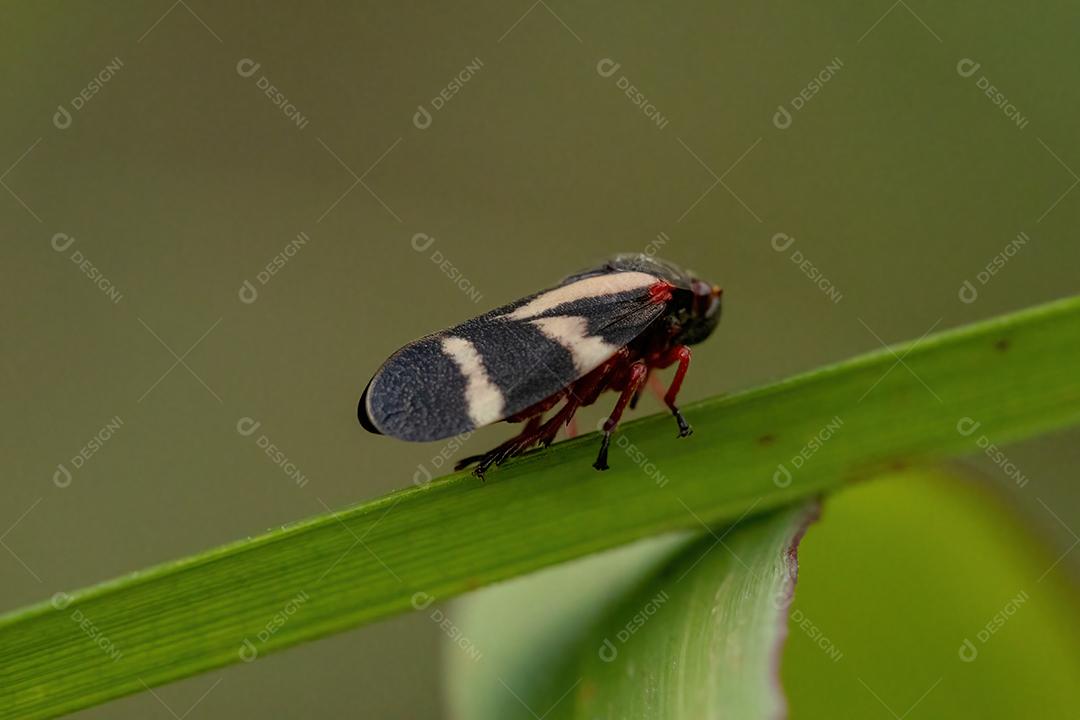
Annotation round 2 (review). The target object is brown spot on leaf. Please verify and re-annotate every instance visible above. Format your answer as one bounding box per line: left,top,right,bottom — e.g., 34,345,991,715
994,338,1011,352
757,434,776,446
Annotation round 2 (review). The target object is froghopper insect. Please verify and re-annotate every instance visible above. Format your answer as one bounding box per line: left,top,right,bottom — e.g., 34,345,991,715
359,253,722,477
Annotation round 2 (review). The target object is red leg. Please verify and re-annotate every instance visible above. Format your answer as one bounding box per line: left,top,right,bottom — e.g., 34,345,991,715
459,395,585,478
455,415,542,473
492,397,581,471
457,347,627,478
629,368,651,409
657,345,693,437
534,396,581,449
594,361,648,471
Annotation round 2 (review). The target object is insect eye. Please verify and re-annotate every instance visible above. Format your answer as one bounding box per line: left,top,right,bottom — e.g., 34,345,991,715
690,280,722,318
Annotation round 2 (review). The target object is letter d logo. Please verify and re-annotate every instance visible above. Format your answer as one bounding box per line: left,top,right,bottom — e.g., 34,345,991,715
413,105,432,130
596,58,621,78
598,638,618,662
772,105,792,130
770,232,795,252
773,464,792,488
51,232,76,253
413,464,433,487
51,591,73,610
239,638,259,662
411,232,435,252
958,280,978,304
956,417,981,437
236,58,261,78
53,105,73,130
53,463,73,488
236,417,262,436
956,58,981,79
238,279,259,304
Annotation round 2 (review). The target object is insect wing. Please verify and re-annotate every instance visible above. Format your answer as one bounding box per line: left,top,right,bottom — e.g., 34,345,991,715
360,270,667,442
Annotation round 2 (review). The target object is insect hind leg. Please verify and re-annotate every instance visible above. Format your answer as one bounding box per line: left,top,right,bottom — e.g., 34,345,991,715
454,415,542,475
456,399,582,479
456,352,624,478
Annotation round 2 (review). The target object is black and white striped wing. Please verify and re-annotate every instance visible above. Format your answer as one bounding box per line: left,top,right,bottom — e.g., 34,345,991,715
359,270,668,442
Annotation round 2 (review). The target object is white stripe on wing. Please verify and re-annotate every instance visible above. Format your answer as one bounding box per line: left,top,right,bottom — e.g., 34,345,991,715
529,315,619,374
501,271,657,321
441,336,506,427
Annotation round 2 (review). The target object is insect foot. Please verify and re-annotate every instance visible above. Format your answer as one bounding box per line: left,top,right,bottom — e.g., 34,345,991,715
593,432,613,471
666,404,692,437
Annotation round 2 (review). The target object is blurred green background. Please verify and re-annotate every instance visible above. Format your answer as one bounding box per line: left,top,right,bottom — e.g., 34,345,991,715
2,2,1077,717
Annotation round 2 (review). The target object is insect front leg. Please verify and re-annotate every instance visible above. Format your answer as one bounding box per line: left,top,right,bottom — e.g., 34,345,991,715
656,345,693,437
593,361,648,471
